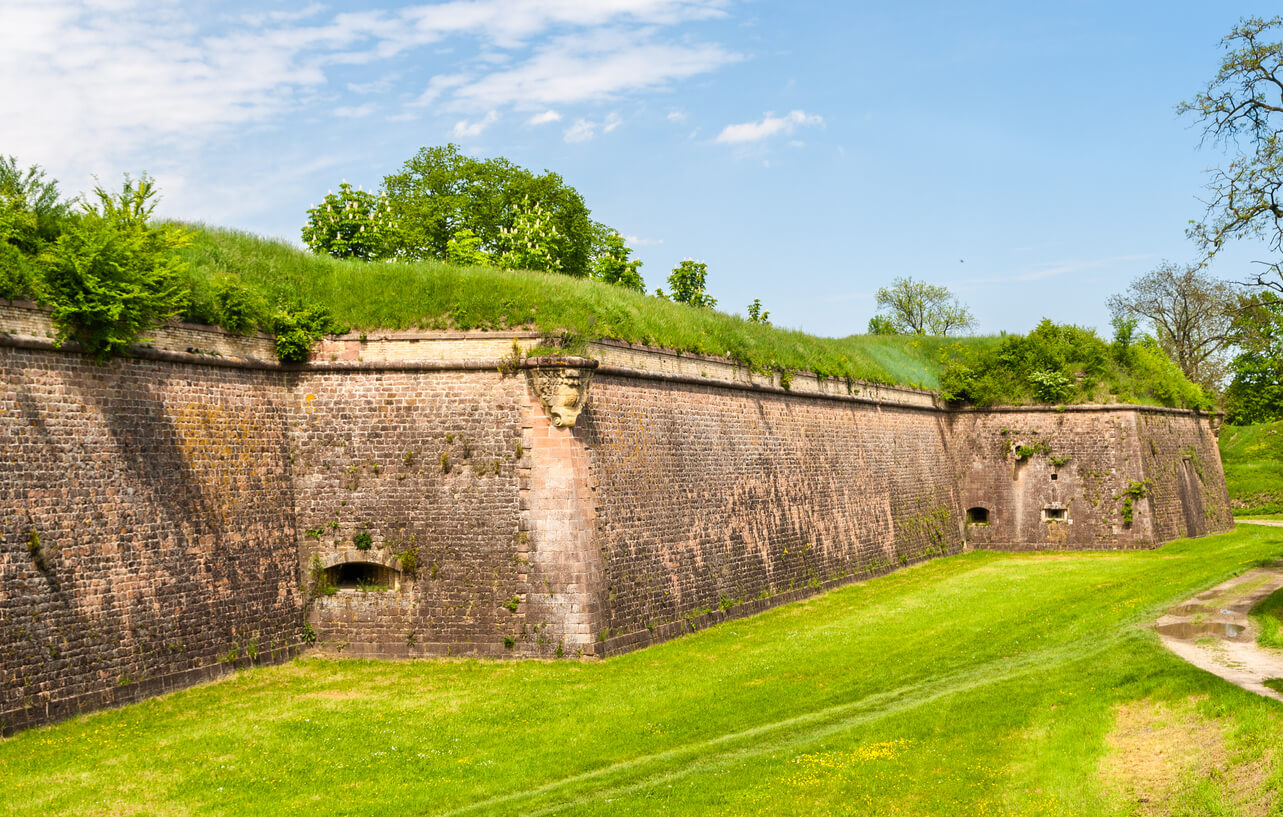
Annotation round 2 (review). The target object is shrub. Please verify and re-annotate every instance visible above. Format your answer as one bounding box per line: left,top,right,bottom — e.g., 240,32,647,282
353,530,373,550
38,175,189,359
271,304,344,363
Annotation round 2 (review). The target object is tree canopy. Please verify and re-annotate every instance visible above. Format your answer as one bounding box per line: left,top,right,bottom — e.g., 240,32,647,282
1106,261,1238,389
870,277,974,336
1181,16,1283,293
380,144,600,277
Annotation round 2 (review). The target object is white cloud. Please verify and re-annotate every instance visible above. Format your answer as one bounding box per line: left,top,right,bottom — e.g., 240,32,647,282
715,110,823,144
563,119,597,143
527,109,562,125
452,110,500,137
563,112,622,142
444,37,737,111
667,110,687,122
335,103,377,119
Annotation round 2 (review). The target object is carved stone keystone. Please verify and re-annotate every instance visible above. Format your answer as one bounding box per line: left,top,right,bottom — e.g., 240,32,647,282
524,356,598,428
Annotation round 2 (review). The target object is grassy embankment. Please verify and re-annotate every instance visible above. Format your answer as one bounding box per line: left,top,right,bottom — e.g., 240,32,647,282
173,226,1206,408
4,526,1283,816
1219,419,1283,517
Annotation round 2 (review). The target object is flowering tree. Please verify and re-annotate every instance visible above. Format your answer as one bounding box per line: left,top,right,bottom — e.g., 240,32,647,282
591,231,645,292
301,183,395,261
667,259,717,308
493,198,564,273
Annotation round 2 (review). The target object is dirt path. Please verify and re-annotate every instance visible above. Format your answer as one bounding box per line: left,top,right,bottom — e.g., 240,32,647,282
1157,548,1283,702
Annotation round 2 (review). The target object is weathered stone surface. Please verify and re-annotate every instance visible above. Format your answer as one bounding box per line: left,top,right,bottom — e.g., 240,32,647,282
0,311,1233,730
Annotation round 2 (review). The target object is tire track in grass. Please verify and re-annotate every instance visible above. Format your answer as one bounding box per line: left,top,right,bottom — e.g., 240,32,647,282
429,634,1126,817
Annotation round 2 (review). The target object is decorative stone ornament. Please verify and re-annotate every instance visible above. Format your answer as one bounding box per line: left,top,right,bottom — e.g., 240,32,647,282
525,356,598,428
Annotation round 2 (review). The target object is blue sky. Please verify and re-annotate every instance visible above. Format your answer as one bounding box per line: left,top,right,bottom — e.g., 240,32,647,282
0,1,1271,337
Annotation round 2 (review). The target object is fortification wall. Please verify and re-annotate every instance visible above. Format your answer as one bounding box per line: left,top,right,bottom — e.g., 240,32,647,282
578,374,962,654
0,344,302,734
950,408,1232,549
0,301,1235,730
291,368,535,658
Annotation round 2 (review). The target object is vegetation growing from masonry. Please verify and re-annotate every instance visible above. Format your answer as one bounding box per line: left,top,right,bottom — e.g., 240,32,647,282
4,527,1283,815
937,318,1212,409
1218,419,1283,516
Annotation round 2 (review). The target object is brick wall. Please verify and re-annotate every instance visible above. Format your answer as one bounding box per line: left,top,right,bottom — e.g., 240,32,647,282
949,408,1232,550
0,345,301,734
292,369,533,658
577,375,963,654
0,309,1236,730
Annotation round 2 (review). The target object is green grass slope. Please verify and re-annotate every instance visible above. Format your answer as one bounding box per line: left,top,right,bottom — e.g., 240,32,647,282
1219,420,1283,516
173,226,1206,408
4,527,1283,816
177,226,993,389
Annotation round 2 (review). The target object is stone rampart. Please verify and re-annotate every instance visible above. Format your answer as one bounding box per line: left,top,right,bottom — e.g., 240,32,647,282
0,301,1233,730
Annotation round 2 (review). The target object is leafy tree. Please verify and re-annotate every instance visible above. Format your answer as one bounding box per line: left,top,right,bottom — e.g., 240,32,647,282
747,298,770,325
301,182,395,261
1180,16,1283,293
0,155,72,250
493,198,564,273
1224,292,1283,423
872,277,974,335
446,228,490,267
1106,261,1238,389
667,259,716,308
592,231,645,292
381,144,600,276
38,175,189,359
866,315,898,335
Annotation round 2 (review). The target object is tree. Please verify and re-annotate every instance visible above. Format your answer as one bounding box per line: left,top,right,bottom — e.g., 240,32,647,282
1224,292,1283,423
1106,261,1238,389
1180,16,1283,292
301,182,395,261
492,197,564,273
871,277,974,335
667,259,716,308
381,144,601,276
591,231,645,293
746,298,770,325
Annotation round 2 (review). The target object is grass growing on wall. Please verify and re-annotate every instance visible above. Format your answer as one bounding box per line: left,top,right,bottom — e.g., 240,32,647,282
1219,420,1283,516
4,526,1283,816
171,226,1211,409
176,225,994,389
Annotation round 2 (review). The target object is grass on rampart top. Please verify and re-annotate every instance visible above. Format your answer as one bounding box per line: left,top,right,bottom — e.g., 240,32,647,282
1219,420,1283,516
177,226,992,389
4,526,1283,816
173,226,1205,408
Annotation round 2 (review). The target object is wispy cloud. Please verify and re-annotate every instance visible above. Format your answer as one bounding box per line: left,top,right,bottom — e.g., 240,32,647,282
563,112,622,143
527,109,562,125
452,110,500,138
715,110,823,144
335,103,377,119
959,255,1151,288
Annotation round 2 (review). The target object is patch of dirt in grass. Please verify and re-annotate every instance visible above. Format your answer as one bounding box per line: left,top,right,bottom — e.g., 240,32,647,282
1099,697,1225,816
1099,698,1277,817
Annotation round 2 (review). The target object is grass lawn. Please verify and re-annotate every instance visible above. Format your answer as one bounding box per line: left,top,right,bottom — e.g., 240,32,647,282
1220,421,1283,516
5,527,1283,816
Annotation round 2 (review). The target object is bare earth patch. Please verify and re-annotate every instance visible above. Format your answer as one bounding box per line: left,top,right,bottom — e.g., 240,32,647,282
1100,698,1276,817
1100,697,1225,815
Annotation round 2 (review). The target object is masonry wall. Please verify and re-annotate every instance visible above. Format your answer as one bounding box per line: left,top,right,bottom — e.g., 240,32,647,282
949,408,1232,549
578,375,964,653
0,301,1237,731
292,369,538,659
0,345,302,734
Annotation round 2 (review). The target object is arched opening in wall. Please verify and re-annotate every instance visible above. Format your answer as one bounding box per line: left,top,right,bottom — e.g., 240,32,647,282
966,507,990,526
322,562,397,592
